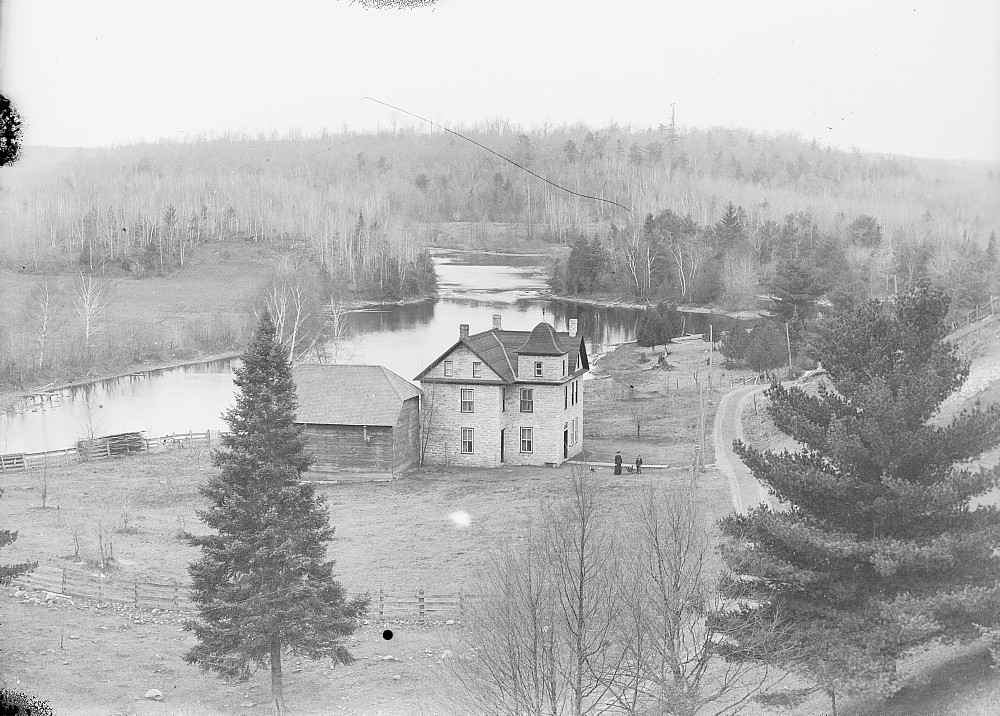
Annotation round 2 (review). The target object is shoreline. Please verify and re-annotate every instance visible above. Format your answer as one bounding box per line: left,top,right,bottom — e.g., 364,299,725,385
0,350,243,415
549,293,764,321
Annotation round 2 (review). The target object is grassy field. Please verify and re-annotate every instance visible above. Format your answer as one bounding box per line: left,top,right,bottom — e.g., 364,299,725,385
0,339,745,714
0,240,298,410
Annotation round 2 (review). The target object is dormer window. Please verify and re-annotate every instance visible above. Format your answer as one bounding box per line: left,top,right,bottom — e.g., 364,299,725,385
534,361,543,377
473,361,482,378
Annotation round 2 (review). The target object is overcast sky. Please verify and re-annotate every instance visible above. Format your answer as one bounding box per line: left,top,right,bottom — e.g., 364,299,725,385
2,0,999,161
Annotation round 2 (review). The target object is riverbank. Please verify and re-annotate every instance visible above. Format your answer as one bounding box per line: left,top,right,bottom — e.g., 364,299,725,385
549,291,765,321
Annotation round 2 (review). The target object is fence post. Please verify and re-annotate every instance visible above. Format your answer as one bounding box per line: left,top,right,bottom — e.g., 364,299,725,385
418,588,425,620
188,430,193,447
378,589,384,620
134,579,139,606
173,580,179,609
98,582,103,603
458,588,464,617
205,430,211,447
62,568,67,595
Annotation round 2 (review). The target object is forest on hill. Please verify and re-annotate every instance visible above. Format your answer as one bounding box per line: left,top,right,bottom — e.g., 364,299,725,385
0,119,997,319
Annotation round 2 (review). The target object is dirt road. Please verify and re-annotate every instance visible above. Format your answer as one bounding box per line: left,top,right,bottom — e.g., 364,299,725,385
713,383,773,514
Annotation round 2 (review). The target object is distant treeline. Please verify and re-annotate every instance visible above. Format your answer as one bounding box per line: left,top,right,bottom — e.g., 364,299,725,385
0,121,996,312
549,202,997,323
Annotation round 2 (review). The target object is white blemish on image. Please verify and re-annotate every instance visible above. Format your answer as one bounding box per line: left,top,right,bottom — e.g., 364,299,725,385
448,510,472,528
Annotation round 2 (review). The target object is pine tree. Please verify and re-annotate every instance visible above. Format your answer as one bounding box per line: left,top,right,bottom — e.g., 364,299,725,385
184,313,368,714
635,303,679,352
987,231,998,264
719,282,1000,711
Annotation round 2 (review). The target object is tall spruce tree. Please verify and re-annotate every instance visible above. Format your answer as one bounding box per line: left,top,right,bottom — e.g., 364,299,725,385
185,313,368,714
718,282,1000,712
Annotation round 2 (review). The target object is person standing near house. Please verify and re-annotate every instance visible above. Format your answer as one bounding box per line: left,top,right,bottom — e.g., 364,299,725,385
635,455,643,474
614,451,623,475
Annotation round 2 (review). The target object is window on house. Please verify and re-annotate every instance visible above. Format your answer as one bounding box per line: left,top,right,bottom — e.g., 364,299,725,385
461,389,474,413
562,359,566,376
444,360,453,377
534,361,543,377
520,388,533,413
501,387,506,412
461,428,474,454
473,361,482,378
573,381,578,405
520,427,533,453
565,385,568,409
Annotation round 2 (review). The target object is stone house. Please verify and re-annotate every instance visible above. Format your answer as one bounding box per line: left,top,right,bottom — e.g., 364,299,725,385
292,364,422,479
415,315,588,467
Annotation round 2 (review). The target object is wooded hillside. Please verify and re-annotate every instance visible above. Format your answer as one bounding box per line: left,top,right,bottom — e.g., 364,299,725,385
1,121,996,314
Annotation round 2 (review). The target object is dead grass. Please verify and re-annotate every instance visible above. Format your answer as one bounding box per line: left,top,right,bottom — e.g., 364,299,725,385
0,338,742,714
0,240,292,409
584,340,758,468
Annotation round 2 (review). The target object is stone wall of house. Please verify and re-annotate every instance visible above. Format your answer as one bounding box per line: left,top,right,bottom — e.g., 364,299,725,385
427,345,503,382
420,382,503,468
516,353,570,382
503,377,584,466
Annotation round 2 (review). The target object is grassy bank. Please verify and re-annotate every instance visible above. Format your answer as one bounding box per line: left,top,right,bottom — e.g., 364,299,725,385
0,241,294,410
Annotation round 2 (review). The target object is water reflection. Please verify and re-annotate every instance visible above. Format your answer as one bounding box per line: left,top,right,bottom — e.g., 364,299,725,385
1,250,737,454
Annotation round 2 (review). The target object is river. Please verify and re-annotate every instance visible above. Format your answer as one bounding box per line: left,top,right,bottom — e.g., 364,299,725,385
0,250,736,454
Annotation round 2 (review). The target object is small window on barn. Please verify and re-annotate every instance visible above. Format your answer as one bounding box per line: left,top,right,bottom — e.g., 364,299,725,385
520,427,533,453
534,361,543,377
520,388,533,413
444,361,454,377
461,428,474,454
461,389,474,413
473,361,482,378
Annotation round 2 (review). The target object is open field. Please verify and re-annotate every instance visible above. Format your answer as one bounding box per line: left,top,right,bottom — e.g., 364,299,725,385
1,459,735,715
0,240,300,411
0,338,747,714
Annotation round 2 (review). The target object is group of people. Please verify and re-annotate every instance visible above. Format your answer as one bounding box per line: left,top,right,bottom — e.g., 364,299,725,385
613,451,642,475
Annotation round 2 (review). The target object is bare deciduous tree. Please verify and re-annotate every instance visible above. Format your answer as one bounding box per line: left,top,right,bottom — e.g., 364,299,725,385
74,272,111,350
609,484,788,716
23,280,66,369
456,475,792,716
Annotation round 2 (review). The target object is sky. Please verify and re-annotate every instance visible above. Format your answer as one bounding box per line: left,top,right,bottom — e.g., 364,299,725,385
2,0,999,161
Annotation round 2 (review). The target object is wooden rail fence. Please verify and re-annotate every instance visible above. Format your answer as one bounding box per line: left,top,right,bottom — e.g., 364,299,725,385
950,295,998,333
15,565,472,620
0,429,226,474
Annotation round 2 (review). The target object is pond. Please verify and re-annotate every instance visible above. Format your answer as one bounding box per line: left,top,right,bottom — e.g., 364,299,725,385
0,250,737,454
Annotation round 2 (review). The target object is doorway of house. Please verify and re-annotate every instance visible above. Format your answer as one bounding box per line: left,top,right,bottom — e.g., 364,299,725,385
563,426,569,459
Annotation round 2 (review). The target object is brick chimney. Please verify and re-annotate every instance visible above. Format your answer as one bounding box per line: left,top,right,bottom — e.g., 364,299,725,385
492,314,502,330
460,323,470,339
568,319,578,338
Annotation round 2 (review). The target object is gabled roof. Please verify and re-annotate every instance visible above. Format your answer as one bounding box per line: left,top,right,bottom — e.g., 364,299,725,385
416,322,589,384
292,364,421,427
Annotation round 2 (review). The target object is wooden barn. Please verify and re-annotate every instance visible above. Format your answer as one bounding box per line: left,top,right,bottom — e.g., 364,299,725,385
292,364,422,480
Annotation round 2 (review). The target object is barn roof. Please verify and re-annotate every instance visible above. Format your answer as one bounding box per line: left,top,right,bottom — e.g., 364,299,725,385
292,364,421,427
